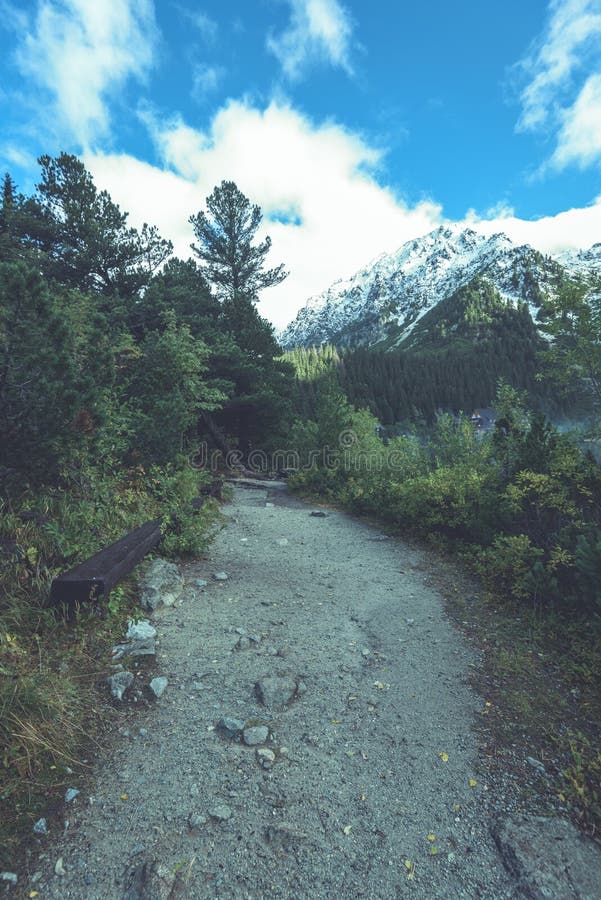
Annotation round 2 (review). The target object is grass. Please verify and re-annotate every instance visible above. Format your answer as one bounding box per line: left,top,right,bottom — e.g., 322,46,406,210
439,568,601,837
0,463,221,870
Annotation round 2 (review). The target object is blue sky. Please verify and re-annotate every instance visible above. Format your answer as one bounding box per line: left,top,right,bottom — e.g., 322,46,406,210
1,0,600,326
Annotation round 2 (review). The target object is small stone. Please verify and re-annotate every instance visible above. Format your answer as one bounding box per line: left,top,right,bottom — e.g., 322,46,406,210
195,579,208,588
33,818,47,835
248,633,260,643
213,571,228,581
276,538,288,546
208,803,232,821
149,677,168,698
0,873,17,885
189,814,208,830
236,636,251,651
406,618,415,626
256,748,276,768
65,788,80,803
192,682,205,691
361,648,371,657
243,725,269,746
265,502,274,508
111,638,156,659
310,511,327,518
107,671,134,700
526,756,547,773
255,676,298,708
138,558,184,610
217,717,245,738
54,857,66,876
234,626,246,636
139,728,148,736
130,843,146,856
126,619,156,640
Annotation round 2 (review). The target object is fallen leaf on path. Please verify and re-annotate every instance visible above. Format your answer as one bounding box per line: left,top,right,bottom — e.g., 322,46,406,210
430,846,438,856
120,792,129,800
360,794,367,801
342,825,352,835
469,779,477,787
438,751,449,762
427,833,436,842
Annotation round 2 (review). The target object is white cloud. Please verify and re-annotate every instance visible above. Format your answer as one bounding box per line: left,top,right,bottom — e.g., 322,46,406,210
85,99,601,331
192,63,225,100
267,0,355,80
515,0,601,169
0,144,37,170
551,73,601,168
188,10,218,44
467,195,601,256
14,0,158,148
87,99,442,327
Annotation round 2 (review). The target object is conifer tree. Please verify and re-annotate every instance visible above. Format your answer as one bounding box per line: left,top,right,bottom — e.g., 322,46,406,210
189,181,287,301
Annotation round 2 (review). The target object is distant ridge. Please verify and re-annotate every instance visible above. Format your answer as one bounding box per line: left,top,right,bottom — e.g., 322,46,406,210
279,226,601,349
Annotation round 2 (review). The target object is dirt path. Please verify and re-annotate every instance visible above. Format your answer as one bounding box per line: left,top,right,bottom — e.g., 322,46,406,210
26,482,520,898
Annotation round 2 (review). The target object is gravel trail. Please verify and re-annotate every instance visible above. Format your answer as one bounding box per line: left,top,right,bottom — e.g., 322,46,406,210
27,482,519,899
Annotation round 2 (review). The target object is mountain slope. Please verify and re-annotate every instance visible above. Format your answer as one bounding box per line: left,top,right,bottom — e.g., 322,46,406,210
279,225,597,350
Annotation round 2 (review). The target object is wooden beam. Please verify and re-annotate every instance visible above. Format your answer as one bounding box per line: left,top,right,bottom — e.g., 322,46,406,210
49,519,162,611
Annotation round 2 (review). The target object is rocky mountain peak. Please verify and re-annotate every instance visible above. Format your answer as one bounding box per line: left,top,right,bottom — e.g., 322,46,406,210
279,225,596,350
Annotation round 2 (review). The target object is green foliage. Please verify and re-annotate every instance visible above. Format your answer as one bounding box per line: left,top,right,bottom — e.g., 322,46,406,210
476,535,545,599
35,153,172,298
290,382,601,616
574,531,601,612
123,313,224,464
189,180,287,300
537,278,601,418
558,730,601,829
0,262,84,482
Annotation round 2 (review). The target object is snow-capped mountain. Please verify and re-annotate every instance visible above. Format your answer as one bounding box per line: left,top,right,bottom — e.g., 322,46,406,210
279,225,598,349
556,243,601,279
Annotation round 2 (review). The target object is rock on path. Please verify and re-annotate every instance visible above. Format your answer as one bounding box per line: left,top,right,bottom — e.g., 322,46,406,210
25,482,600,899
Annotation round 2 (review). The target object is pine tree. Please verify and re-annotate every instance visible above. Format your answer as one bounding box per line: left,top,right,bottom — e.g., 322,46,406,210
189,181,287,301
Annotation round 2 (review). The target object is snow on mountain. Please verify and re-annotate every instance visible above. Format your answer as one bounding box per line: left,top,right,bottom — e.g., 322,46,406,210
279,225,595,349
556,243,601,279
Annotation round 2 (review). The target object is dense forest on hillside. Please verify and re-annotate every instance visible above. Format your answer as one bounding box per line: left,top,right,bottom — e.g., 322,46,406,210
287,278,589,425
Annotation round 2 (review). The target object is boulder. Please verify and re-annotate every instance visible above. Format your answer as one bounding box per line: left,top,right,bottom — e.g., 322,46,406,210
107,671,134,700
492,815,601,899
138,559,184,610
